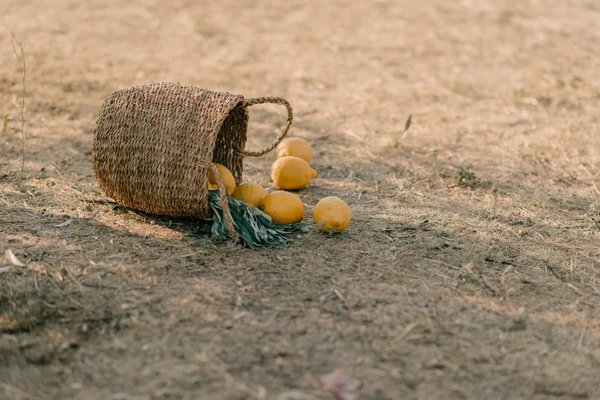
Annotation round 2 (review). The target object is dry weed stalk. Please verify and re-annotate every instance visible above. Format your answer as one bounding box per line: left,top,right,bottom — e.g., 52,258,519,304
11,33,26,178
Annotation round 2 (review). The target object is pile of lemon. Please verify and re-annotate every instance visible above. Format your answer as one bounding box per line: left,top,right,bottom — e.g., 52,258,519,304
208,137,351,233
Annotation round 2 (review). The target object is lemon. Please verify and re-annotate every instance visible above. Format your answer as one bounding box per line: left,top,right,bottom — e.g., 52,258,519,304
261,190,304,225
312,196,351,232
271,156,317,190
276,137,313,163
232,183,268,208
208,163,236,196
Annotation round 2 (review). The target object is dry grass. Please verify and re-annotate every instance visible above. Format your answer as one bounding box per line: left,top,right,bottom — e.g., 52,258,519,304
2,0,600,399
10,33,26,179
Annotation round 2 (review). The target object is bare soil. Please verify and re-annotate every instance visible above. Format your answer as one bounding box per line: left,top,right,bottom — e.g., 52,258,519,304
2,1,600,399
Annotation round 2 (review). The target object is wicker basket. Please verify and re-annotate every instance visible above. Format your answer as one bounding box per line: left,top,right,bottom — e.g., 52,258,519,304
91,82,293,239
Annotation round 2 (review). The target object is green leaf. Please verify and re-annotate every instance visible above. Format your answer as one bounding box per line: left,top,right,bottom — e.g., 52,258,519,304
208,190,309,249
404,114,412,131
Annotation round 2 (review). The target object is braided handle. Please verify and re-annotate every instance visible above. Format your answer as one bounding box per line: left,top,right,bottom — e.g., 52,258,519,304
199,161,238,241
237,97,293,157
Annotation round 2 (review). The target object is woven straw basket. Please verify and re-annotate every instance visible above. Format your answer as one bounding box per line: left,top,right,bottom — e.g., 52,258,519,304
92,82,293,239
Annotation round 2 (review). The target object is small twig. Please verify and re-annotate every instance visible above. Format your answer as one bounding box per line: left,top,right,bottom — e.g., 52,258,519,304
484,257,517,267
54,217,73,228
567,283,580,292
81,281,153,291
84,198,120,205
332,288,345,301
62,264,85,291
397,321,419,340
546,263,563,280
81,281,118,289
481,274,497,293
50,162,65,180
11,33,26,179
319,288,346,304
536,387,588,399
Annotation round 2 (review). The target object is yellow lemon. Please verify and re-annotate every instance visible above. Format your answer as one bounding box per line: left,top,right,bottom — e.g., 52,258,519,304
261,190,304,225
271,156,317,190
232,183,268,208
208,163,236,196
312,196,351,232
276,137,313,163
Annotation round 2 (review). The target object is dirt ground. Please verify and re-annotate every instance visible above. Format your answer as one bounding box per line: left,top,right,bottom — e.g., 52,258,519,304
2,0,600,399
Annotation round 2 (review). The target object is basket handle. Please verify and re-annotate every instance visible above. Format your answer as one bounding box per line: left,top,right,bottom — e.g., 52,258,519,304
199,161,238,241
237,97,293,157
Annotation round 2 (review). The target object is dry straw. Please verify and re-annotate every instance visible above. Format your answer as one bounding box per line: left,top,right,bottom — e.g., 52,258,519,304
11,33,26,178
92,82,293,240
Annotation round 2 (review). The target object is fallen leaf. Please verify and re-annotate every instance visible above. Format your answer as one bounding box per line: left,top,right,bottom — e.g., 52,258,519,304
320,369,362,400
5,249,26,267
55,217,73,228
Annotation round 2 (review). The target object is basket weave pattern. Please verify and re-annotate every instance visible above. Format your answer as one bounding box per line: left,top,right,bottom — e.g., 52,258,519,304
92,82,293,239
92,82,248,219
